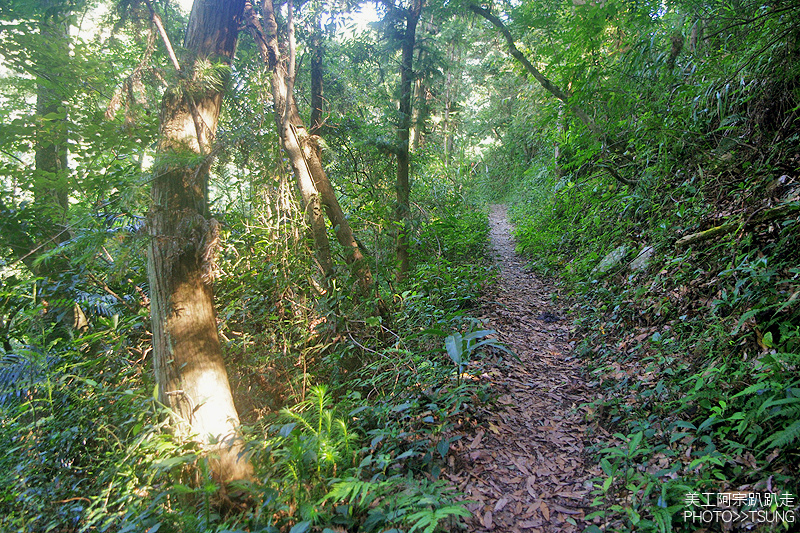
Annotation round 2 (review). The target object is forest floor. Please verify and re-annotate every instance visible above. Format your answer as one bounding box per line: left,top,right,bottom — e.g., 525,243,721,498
447,204,601,532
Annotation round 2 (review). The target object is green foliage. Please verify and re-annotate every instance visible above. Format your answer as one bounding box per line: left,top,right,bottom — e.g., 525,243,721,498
276,384,358,485
415,210,489,263
8,0,799,531
480,1,800,531
0,312,166,532
445,327,514,385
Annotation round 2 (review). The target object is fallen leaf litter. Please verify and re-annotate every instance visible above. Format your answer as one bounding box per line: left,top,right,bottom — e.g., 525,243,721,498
446,205,601,532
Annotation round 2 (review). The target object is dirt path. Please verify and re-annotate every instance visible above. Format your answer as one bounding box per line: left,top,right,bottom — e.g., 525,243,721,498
448,205,598,532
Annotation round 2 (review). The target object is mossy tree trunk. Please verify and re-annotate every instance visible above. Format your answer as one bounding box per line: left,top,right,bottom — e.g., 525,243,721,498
147,0,252,485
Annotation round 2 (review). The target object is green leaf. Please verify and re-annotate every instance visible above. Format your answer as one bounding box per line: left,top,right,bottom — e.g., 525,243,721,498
462,329,496,342
171,483,195,494
445,334,462,365
436,438,450,458
152,454,197,471
392,402,412,412
290,521,312,533
628,431,644,454
762,331,773,348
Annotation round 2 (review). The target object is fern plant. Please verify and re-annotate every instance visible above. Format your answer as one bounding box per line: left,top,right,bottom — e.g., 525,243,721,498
320,476,468,533
759,385,800,450
276,384,358,484
731,370,800,451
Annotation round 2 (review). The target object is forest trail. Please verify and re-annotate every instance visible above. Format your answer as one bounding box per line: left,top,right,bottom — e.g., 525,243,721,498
448,205,599,532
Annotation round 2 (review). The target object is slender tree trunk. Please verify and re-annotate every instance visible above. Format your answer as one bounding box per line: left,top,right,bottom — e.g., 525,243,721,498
443,42,460,166
301,135,374,292
303,16,373,293
147,0,252,485
467,2,637,187
395,0,424,280
30,2,88,333
248,0,333,278
409,78,423,151
247,1,373,292
309,24,324,135
35,0,70,229
554,103,565,179
0,4,69,267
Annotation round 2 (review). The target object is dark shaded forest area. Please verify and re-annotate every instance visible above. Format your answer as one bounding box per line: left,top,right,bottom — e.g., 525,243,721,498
0,0,797,531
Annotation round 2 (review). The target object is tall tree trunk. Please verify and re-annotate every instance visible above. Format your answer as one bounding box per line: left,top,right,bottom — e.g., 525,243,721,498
0,3,79,339
147,0,252,485
309,23,324,135
395,0,424,281
248,0,333,279
31,2,87,333
443,42,460,166
35,0,70,231
246,1,374,293
409,78,423,151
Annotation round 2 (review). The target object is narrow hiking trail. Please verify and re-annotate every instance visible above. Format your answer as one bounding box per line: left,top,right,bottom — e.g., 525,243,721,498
448,205,600,532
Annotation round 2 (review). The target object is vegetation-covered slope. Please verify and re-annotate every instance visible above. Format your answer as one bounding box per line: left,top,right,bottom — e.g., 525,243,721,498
477,0,800,530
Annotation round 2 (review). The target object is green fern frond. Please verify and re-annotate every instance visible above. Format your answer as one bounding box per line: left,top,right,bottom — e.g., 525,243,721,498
765,402,800,423
321,477,382,508
762,420,800,449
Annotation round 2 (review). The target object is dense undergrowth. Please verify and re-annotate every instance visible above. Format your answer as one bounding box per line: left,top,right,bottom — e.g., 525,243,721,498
4,0,800,531
0,177,495,532
497,24,800,533
510,158,799,531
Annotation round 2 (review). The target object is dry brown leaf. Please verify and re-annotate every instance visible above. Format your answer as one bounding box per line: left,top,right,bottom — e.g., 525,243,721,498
551,504,582,515
510,457,532,476
494,497,509,512
470,430,484,449
525,476,537,499
483,510,493,529
540,501,550,521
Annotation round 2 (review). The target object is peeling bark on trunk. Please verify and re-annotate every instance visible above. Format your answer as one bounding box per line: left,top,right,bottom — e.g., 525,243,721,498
246,1,373,292
147,0,252,485
395,0,424,281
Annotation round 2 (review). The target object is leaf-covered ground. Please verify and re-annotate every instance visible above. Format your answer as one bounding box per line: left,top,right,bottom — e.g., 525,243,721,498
447,205,599,532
